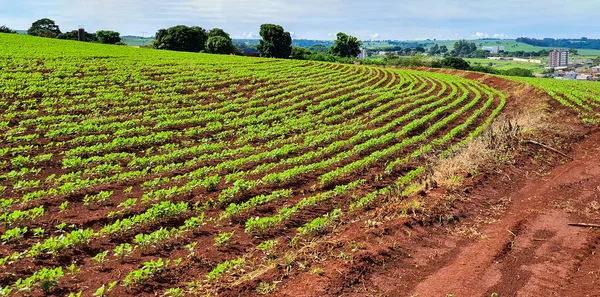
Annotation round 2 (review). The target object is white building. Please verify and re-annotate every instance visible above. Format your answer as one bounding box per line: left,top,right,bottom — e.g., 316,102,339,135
564,71,578,80
482,46,505,54
357,48,367,60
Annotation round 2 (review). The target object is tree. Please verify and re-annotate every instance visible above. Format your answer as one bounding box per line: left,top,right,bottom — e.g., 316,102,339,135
568,48,578,56
503,68,533,77
291,46,312,60
257,24,292,58
57,30,97,42
28,18,61,38
0,25,16,34
414,46,426,53
440,45,448,54
206,36,237,54
153,25,208,52
207,28,231,40
330,32,361,58
96,30,121,44
428,44,440,55
439,57,470,70
310,44,328,53
452,40,477,57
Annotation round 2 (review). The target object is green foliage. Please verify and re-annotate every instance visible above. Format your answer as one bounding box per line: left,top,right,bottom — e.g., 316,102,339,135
206,36,238,55
207,28,231,40
96,30,122,44
452,39,478,57
214,231,234,247
57,30,97,42
0,26,16,34
153,25,207,52
434,57,471,70
27,18,61,38
330,32,361,58
309,44,328,53
291,46,312,60
257,24,292,58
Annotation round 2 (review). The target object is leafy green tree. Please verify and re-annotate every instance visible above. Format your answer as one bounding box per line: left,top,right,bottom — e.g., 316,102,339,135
440,45,448,53
310,44,328,53
0,25,16,34
96,30,121,44
27,18,61,38
57,30,97,42
503,68,533,77
291,46,312,60
257,24,292,58
568,48,578,55
438,57,470,70
428,44,440,55
206,36,238,54
452,40,477,57
153,25,208,52
207,28,231,40
330,32,361,58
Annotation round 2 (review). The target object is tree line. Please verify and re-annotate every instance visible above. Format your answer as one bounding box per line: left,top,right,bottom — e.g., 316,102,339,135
517,37,600,50
1,18,125,45
152,24,362,60
1,19,535,77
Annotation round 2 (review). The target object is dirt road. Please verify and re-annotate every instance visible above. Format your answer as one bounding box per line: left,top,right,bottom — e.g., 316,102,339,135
397,133,600,297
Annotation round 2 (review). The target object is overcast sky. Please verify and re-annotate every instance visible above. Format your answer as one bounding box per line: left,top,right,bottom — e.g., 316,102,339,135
1,0,599,40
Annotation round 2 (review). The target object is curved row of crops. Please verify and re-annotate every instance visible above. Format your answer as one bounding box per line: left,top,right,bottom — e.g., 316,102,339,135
0,34,506,296
511,77,600,122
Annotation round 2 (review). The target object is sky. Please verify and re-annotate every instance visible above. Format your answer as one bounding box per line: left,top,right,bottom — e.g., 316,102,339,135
1,0,599,40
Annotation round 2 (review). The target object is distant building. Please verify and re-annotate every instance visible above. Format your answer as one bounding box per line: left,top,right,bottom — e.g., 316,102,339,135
576,74,592,81
357,48,367,60
564,71,578,80
482,46,505,54
549,49,569,68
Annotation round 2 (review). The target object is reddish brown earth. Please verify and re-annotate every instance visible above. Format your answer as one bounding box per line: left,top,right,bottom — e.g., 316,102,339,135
407,132,600,297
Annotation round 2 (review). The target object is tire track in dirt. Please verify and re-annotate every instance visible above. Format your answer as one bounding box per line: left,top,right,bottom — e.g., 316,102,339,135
408,133,600,297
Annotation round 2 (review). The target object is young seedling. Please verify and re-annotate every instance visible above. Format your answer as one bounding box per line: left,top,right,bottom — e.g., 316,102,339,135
256,240,278,258
163,287,185,297
59,201,68,212
93,281,117,297
32,227,45,238
113,243,135,263
92,251,109,271
55,222,67,233
214,231,235,248
256,282,276,295
66,263,80,276
184,242,197,258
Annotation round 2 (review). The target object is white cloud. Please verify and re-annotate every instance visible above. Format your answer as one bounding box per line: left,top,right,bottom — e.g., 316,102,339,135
472,32,508,39
242,32,257,38
370,33,380,39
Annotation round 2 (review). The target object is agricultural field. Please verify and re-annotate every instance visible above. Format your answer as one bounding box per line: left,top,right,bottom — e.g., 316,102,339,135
511,77,600,122
0,33,515,296
3,32,600,297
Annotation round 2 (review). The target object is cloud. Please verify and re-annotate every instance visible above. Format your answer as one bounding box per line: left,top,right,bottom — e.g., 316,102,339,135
473,32,508,39
370,33,380,39
2,0,600,39
242,32,257,38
